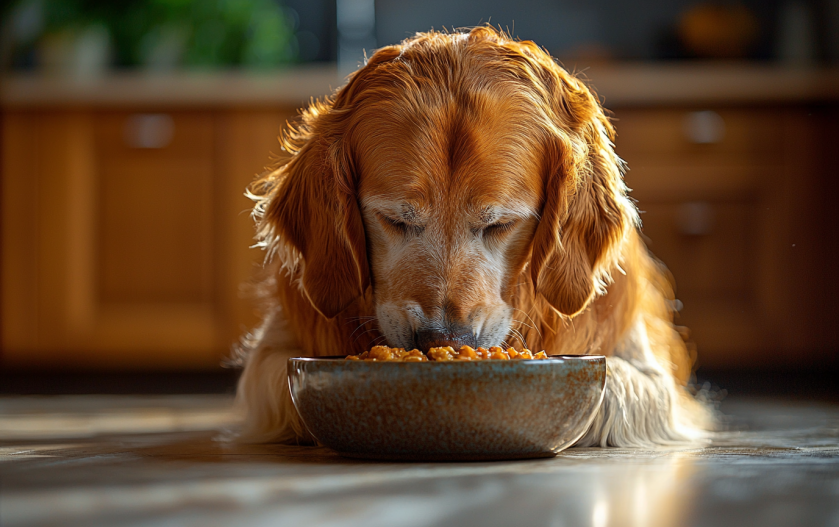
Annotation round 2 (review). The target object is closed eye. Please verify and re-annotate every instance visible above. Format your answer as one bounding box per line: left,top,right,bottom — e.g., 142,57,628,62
377,213,424,237
482,220,517,238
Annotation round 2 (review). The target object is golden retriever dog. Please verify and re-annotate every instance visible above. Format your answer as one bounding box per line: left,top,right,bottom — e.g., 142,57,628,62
234,27,712,447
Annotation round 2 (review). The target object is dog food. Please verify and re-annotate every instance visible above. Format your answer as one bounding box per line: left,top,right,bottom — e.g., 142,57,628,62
345,345,548,361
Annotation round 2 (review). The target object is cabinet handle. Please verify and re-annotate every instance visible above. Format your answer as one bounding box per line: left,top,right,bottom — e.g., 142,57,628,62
677,201,715,235
124,114,174,149
683,110,725,144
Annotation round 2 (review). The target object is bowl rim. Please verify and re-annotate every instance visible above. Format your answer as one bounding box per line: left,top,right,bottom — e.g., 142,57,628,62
289,354,606,363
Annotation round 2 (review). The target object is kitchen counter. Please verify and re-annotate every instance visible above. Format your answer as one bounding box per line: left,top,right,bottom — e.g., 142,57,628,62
2,63,839,108
2,394,838,527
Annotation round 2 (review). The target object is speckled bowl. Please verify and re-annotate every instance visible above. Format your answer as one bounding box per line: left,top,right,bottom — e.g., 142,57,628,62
288,355,606,461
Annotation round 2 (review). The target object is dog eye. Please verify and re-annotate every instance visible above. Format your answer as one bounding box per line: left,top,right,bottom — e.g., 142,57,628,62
482,220,517,237
378,214,424,237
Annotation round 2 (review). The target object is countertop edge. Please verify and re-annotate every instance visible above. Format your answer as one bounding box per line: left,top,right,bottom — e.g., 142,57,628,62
2,63,838,108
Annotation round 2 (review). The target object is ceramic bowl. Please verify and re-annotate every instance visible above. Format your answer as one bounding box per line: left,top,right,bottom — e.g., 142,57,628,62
288,355,606,461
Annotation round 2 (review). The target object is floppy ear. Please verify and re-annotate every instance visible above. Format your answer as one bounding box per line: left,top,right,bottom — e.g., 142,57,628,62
529,75,636,317
252,47,403,319
263,137,368,319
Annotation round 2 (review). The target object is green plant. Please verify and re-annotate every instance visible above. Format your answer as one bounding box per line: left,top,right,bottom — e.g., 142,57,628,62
7,0,299,69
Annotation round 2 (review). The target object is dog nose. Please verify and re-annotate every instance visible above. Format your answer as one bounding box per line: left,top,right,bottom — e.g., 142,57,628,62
415,328,477,351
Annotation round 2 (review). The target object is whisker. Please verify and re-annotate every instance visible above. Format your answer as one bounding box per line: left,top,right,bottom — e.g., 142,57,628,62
512,307,543,340
508,327,527,349
512,307,539,329
352,327,381,345
349,318,379,339
510,321,534,348
512,318,536,332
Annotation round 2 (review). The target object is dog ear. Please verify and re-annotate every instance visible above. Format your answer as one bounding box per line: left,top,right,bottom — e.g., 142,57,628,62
529,74,636,317
253,48,403,319
263,138,368,319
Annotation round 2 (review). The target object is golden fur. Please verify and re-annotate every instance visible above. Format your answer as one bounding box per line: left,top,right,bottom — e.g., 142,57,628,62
235,28,712,447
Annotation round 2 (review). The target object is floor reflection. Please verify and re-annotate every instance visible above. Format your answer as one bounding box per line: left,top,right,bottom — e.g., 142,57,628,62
1,396,838,527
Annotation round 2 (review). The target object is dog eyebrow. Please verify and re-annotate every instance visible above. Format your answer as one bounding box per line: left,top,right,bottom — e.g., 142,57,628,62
476,205,538,225
362,198,426,224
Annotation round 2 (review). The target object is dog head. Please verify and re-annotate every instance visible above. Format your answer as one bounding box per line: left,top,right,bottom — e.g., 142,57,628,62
254,28,637,351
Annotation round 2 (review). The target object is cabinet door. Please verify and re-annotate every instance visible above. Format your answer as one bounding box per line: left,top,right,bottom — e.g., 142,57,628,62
1,109,293,369
2,111,217,368
614,107,816,368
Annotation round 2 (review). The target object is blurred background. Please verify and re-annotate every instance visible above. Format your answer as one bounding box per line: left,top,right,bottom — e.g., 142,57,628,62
1,0,838,397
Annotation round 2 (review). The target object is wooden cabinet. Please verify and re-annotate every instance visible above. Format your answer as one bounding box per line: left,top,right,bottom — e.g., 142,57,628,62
1,108,295,369
1,71,836,370
613,106,828,368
